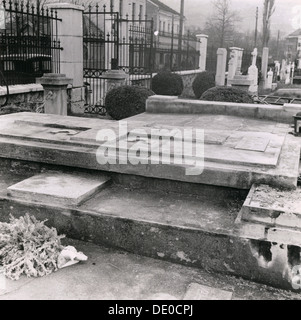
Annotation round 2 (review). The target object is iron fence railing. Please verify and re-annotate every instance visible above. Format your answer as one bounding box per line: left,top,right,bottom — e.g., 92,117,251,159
0,0,62,86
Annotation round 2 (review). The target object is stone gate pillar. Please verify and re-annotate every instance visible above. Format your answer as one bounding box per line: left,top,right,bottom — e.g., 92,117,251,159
47,3,85,114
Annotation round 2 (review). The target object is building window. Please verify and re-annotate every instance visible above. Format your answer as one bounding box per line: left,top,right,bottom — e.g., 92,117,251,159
163,22,165,32
132,2,136,19
159,20,162,31
119,0,123,17
139,5,143,20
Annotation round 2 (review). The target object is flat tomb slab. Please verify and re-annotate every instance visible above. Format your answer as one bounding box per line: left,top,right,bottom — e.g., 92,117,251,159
7,172,111,206
235,137,270,152
238,184,301,229
101,128,285,168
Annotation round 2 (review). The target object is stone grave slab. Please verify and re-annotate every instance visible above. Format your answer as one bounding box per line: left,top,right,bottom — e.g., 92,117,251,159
7,172,111,206
0,112,298,190
183,283,233,300
238,184,301,229
100,127,285,168
235,136,270,152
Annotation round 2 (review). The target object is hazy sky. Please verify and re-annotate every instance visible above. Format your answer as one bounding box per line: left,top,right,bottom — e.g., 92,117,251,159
163,0,301,37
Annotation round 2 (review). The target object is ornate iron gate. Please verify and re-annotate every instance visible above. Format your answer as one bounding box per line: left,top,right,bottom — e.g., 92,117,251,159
83,5,119,115
83,5,154,116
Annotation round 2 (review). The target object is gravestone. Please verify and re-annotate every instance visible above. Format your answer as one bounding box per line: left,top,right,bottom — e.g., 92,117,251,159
266,69,274,90
216,48,227,86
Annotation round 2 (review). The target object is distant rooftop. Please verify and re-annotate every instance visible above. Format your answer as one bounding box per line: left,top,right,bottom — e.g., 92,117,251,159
148,0,181,16
287,29,301,38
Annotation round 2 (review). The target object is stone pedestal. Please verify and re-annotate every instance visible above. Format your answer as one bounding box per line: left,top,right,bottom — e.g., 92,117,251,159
196,34,208,71
227,75,253,92
37,74,73,116
215,48,227,86
101,70,129,92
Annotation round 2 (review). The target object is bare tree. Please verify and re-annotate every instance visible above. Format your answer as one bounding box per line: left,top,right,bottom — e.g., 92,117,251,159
205,0,240,48
262,0,275,47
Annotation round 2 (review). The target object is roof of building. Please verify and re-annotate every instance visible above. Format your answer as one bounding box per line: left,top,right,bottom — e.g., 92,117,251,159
287,28,301,38
148,0,181,16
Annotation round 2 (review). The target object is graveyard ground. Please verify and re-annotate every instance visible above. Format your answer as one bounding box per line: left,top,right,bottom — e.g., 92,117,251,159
1,238,301,300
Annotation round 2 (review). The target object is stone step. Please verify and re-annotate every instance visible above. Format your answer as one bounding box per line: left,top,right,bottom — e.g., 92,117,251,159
0,168,300,291
238,184,301,230
7,172,111,206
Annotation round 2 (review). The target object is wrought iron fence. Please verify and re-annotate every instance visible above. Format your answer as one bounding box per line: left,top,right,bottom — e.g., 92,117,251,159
153,31,200,72
0,0,62,86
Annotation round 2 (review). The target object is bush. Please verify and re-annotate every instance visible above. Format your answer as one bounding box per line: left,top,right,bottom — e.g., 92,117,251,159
151,71,184,96
200,86,254,104
105,85,154,120
192,72,216,99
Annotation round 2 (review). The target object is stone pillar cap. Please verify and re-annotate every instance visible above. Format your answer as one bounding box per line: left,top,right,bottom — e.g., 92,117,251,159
36,73,73,86
196,34,208,38
100,70,129,80
46,3,84,11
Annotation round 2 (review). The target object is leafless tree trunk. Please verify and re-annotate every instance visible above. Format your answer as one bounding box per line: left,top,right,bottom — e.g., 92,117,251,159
205,0,240,48
262,0,275,47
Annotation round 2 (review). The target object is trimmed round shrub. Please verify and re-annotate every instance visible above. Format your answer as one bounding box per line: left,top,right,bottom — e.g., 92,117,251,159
151,71,184,96
200,86,254,104
105,85,154,120
192,71,215,99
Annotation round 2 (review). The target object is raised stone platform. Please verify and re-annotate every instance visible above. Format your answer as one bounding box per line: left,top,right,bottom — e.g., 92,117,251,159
0,109,299,190
0,94,301,290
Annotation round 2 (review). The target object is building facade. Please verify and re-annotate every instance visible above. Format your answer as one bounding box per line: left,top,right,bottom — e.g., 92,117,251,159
286,28,301,69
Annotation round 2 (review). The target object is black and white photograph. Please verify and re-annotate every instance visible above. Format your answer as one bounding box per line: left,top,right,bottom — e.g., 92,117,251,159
0,0,301,304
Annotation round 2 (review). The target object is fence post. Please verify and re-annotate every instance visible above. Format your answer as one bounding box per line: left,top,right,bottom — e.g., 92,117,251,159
47,3,85,114
196,34,208,71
